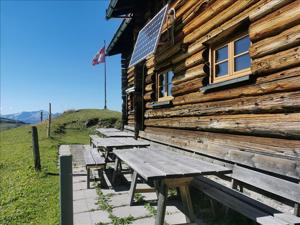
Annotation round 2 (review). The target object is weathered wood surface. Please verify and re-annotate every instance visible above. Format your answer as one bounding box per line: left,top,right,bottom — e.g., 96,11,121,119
252,46,300,75
249,0,293,22
184,0,259,44
145,113,300,139
96,129,134,138
172,64,207,85
172,77,204,96
173,69,300,106
232,165,300,203
92,137,150,149
114,148,231,181
84,148,105,166
96,128,120,133
249,0,300,42
145,91,300,118
250,24,300,59
139,127,300,179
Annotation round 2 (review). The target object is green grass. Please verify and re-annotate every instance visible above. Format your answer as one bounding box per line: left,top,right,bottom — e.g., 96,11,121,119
0,109,121,225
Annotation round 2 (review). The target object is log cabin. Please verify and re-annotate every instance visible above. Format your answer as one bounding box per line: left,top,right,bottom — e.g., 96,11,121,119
105,0,300,222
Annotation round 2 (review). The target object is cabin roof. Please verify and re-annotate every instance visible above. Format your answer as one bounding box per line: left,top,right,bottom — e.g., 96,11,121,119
106,18,133,56
106,0,136,19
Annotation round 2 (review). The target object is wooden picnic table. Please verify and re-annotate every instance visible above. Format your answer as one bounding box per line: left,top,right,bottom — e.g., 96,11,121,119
90,136,150,161
96,128,135,137
96,128,119,133
113,148,232,225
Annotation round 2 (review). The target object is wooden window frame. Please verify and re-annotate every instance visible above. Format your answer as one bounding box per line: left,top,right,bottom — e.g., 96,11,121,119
210,33,251,84
156,71,174,102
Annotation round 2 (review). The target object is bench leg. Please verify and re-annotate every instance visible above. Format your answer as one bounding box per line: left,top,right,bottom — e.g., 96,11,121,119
87,167,90,189
179,185,196,223
155,180,168,225
128,171,138,206
112,158,120,185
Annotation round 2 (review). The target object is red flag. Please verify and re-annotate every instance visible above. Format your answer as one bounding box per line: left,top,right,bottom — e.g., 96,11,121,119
92,46,105,66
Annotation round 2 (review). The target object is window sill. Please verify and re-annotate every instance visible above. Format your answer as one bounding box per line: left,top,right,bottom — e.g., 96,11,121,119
200,75,251,93
149,100,173,109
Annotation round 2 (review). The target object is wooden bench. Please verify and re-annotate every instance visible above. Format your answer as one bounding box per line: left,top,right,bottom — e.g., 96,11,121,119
83,147,106,189
193,165,300,225
113,148,231,225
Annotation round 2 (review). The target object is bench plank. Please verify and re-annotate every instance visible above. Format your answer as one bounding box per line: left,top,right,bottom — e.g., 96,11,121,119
90,148,105,165
274,213,300,225
233,165,300,203
84,150,96,166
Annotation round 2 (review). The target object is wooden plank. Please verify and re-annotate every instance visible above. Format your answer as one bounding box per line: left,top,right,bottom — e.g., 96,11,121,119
274,213,300,225
256,216,288,225
194,176,280,215
139,128,300,179
96,128,120,133
232,165,300,203
84,150,95,166
192,178,270,221
90,148,105,165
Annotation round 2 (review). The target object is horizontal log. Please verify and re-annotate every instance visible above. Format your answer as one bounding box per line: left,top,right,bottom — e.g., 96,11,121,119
173,67,300,106
145,73,155,84
178,0,209,30
249,24,300,59
147,67,155,76
172,77,204,97
127,66,135,74
171,40,205,65
144,91,155,101
173,64,207,85
184,0,259,43
251,46,300,75
144,113,300,139
249,0,293,22
182,0,233,35
249,0,300,42
145,91,300,118
173,50,206,73
139,127,300,179
145,83,155,92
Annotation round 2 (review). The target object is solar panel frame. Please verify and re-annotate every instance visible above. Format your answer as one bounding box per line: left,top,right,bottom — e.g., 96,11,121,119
129,4,169,68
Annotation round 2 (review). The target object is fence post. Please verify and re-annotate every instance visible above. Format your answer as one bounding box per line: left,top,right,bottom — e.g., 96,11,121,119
47,103,51,138
60,146,73,225
31,126,41,171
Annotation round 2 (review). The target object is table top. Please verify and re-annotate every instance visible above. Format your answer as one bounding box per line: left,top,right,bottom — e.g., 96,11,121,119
114,148,232,181
96,128,135,137
96,128,120,133
92,137,150,149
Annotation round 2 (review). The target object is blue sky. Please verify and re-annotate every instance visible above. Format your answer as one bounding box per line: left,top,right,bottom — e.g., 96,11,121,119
1,0,122,114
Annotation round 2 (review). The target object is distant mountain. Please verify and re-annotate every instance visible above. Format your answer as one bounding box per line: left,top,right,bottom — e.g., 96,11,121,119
1,110,61,124
0,117,27,131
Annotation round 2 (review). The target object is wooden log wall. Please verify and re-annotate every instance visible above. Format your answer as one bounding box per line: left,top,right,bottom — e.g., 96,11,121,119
131,0,300,179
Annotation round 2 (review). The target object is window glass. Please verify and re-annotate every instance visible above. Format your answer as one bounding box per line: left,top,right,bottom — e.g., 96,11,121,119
234,36,250,55
215,62,228,77
234,53,251,71
158,74,164,98
215,45,228,62
167,71,173,96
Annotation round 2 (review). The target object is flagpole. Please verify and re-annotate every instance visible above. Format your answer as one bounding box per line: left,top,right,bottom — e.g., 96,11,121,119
104,40,107,110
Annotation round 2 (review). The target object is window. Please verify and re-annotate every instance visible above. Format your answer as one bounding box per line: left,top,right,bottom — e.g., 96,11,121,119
157,71,174,102
211,34,251,84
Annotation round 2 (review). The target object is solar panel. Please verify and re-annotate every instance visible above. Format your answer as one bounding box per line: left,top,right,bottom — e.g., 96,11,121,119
129,4,169,68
